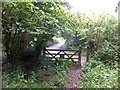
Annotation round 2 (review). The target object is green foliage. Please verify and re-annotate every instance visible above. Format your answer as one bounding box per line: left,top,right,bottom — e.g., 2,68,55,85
81,61,118,88
46,38,59,47
62,12,118,50
2,1,70,68
2,60,78,88
44,70,68,88
2,1,119,89
92,41,119,65
80,41,119,88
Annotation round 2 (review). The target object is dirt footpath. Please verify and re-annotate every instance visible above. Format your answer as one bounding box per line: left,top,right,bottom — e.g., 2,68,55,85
64,69,82,89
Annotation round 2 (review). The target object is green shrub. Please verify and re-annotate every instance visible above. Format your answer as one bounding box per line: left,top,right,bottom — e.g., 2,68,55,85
81,59,119,88
46,71,68,88
46,39,59,47
92,41,118,66
81,41,119,88
2,59,78,88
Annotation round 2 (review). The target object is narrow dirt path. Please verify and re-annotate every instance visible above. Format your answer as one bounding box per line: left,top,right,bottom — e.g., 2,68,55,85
46,43,64,49
63,56,86,89
64,69,82,89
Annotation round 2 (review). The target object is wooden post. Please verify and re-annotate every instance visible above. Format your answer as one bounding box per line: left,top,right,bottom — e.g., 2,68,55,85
86,45,89,61
60,54,64,58
43,47,46,58
78,47,82,67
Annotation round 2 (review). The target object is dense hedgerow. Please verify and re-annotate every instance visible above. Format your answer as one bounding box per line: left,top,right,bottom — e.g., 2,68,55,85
81,41,119,88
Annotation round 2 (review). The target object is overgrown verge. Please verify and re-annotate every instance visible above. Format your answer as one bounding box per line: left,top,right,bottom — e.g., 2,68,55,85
81,60,118,88
80,41,119,88
2,59,78,88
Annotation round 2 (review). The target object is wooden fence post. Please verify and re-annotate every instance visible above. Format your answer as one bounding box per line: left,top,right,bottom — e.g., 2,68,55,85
86,45,89,61
43,47,46,58
78,47,82,67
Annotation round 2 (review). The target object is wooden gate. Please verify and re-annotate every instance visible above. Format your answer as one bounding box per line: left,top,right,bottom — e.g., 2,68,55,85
43,48,82,65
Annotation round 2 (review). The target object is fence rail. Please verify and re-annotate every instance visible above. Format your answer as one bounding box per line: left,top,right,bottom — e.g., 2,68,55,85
43,47,90,67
